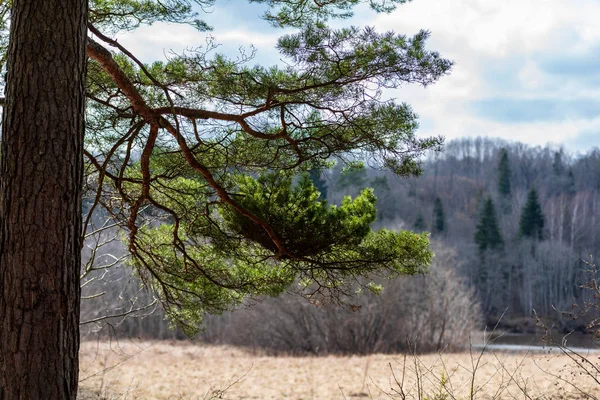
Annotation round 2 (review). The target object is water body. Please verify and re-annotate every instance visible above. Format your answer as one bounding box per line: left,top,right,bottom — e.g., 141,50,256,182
470,331,600,353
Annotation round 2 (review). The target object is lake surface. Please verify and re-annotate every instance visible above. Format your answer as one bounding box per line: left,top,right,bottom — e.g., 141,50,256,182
470,331,600,353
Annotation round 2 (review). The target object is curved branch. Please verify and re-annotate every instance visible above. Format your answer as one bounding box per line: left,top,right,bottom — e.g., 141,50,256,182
82,120,145,242
89,24,183,100
86,38,290,257
87,39,159,124
127,122,158,248
153,106,287,140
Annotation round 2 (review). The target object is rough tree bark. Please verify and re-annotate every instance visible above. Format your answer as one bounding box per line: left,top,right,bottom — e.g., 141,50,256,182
0,1,87,398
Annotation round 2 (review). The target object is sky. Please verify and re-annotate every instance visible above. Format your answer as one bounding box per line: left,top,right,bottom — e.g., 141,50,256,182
118,0,600,153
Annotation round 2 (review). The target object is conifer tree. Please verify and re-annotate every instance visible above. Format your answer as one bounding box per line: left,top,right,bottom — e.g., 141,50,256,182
371,175,391,221
309,169,328,200
474,197,504,253
0,0,451,395
371,176,391,192
498,148,512,197
433,197,446,234
336,165,368,193
519,188,545,240
567,168,576,195
553,151,564,176
414,211,427,232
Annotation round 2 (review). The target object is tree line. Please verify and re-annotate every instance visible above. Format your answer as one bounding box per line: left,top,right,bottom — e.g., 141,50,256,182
318,137,599,331
81,136,600,346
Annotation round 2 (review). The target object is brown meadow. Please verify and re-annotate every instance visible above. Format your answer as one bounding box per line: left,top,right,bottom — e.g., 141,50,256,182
79,340,600,399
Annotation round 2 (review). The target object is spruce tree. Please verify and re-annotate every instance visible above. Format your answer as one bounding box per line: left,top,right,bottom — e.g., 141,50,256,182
309,169,328,200
567,168,576,195
553,151,564,176
498,148,512,197
336,165,368,192
414,211,427,232
519,188,545,239
474,197,504,253
433,197,446,234
371,176,391,192
371,176,391,221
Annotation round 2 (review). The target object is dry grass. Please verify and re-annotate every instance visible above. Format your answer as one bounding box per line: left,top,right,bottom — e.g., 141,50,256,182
79,340,600,399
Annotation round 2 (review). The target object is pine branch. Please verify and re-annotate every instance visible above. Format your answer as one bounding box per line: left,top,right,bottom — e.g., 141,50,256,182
86,37,290,257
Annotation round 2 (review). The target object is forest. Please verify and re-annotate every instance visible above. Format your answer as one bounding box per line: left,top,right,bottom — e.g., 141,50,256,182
80,136,600,353
361,136,599,331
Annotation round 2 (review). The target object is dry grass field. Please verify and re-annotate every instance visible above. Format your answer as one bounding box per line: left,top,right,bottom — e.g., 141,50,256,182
79,340,600,399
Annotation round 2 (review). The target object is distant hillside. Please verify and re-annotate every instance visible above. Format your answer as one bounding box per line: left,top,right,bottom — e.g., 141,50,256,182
323,137,600,331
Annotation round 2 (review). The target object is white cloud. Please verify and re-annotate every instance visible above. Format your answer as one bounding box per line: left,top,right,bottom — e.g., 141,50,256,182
113,0,600,152
413,95,600,148
370,0,600,56
518,60,548,90
214,30,279,48
363,0,600,151
116,23,205,61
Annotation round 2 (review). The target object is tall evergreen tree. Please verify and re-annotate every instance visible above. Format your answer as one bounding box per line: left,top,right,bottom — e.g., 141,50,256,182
497,148,512,197
0,0,451,394
566,168,576,195
474,197,504,253
432,197,446,234
553,150,564,176
519,188,545,240
0,0,86,397
309,169,328,200
371,176,391,221
414,211,427,232
371,176,391,192
336,165,368,193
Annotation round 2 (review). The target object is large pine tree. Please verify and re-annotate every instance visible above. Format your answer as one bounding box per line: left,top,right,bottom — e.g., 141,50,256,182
0,0,87,397
474,197,504,253
519,188,545,240
0,0,451,396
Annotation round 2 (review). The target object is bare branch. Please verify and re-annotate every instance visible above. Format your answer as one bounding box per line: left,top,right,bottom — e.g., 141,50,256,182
80,298,158,325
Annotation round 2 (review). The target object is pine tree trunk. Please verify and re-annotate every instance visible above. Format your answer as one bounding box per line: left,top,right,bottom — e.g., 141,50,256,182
0,1,87,398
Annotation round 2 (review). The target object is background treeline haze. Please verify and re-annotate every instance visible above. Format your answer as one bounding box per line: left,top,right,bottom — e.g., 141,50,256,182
81,136,600,353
